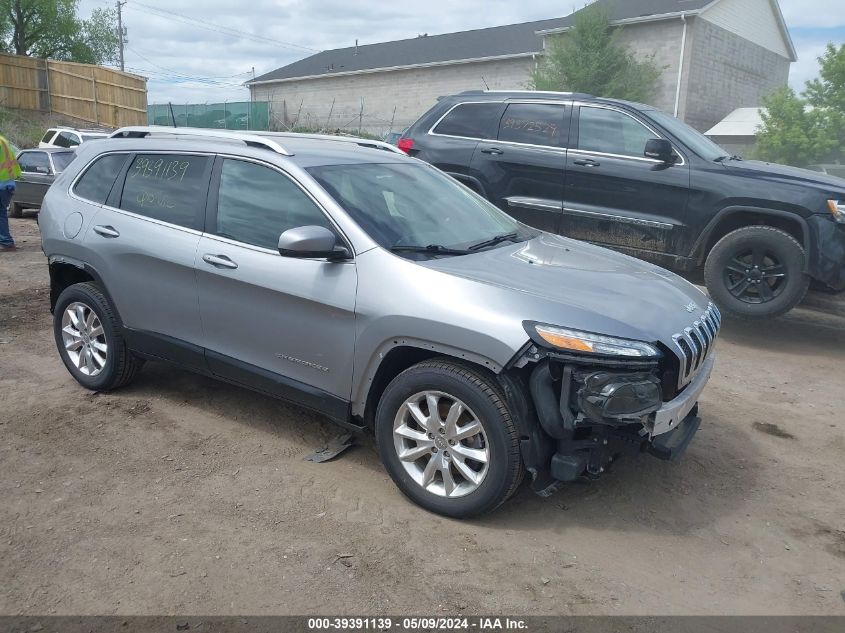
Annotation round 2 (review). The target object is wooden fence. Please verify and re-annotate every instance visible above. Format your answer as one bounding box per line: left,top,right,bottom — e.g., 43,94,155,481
0,52,147,128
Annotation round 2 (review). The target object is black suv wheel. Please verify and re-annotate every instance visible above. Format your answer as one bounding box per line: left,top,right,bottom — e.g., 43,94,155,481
375,359,523,518
704,226,809,319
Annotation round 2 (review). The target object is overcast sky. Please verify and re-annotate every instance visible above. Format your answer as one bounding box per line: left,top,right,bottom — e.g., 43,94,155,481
80,0,845,105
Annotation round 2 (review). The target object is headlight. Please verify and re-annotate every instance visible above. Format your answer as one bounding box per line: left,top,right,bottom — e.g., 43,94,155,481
530,324,661,358
827,200,845,223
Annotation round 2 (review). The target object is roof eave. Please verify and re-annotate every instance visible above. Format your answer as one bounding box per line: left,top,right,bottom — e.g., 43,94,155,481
246,52,539,86
535,9,705,36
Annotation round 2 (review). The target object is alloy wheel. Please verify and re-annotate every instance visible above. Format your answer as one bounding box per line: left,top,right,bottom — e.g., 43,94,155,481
61,301,108,376
723,247,787,304
392,390,490,498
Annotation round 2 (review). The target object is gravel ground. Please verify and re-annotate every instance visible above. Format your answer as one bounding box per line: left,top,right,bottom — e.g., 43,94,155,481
1,216,844,616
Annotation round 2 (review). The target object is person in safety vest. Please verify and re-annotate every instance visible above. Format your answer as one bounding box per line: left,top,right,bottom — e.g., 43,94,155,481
0,133,21,252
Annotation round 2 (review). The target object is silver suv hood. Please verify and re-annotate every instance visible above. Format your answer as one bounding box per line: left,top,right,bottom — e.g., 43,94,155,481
422,233,710,347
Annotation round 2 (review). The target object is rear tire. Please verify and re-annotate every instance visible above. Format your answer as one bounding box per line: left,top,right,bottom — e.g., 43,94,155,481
8,202,22,218
704,226,809,319
53,282,144,391
375,359,523,518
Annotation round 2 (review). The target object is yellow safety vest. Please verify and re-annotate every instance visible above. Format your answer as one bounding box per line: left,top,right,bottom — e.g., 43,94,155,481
0,136,21,181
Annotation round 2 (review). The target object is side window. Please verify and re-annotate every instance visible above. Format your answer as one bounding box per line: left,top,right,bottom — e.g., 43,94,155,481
497,103,566,147
74,154,130,204
41,130,56,144
18,152,51,174
215,159,333,250
577,107,656,157
432,103,502,140
53,132,80,148
119,154,210,229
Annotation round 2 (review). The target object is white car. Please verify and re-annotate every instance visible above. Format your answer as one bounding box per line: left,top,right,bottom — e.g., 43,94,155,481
38,128,108,149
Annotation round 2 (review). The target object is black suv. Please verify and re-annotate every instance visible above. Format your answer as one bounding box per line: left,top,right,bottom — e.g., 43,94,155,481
400,91,845,319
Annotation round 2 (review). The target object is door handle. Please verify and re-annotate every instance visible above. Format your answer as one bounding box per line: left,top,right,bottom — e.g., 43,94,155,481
202,254,238,270
573,158,600,167
93,225,120,238
481,147,504,155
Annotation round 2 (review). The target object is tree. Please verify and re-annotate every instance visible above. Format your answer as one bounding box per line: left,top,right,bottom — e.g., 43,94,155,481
0,0,119,65
755,44,845,166
754,87,833,167
530,2,662,103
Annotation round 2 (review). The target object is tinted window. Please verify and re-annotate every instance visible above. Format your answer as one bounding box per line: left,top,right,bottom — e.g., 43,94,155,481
74,154,130,204
53,131,80,148
119,154,210,228
215,159,332,250
41,130,56,144
498,103,566,147
51,152,76,172
18,152,51,174
432,103,502,139
578,107,656,157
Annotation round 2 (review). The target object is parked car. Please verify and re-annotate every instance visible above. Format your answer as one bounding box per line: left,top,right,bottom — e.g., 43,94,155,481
39,128,108,149
10,148,76,217
383,131,403,146
400,91,845,319
40,126,720,518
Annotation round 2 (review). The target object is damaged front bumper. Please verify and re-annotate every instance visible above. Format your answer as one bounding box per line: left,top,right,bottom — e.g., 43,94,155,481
503,343,714,497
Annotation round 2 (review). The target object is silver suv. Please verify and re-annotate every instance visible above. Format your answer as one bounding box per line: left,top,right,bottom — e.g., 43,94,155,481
41,126,720,517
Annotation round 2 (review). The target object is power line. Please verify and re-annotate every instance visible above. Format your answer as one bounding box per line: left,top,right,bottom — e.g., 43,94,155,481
127,47,252,85
126,1,319,53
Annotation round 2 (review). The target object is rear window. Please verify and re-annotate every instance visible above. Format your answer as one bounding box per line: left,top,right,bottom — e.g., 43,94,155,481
73,154,130,204
119,154,210,229
18,152,51,174
51,152,76,172
41,130,56,144
432,102,502,140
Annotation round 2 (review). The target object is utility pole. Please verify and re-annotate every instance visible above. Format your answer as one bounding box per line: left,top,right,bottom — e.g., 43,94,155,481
116,1,127,72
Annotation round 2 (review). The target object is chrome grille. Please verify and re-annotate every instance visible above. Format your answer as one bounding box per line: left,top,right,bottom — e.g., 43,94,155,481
672,303,721,389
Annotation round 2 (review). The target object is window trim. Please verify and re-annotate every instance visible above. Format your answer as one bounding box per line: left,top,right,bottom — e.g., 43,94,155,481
572,102,687,166
204,154,355,258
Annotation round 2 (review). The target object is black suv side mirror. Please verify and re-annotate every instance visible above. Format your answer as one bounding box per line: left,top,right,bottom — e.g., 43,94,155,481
644,138,676,164
278,225,350,260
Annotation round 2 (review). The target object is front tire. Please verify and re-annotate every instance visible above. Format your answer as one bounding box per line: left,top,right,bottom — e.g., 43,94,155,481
704,226,809,319
375,359,522,518
53,282,144,391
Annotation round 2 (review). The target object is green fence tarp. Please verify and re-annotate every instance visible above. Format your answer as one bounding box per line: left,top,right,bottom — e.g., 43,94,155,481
147,102,270,131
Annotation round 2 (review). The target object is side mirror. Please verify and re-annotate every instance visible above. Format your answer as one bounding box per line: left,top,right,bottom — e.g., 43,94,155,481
644,138,676,164
278,225,350,260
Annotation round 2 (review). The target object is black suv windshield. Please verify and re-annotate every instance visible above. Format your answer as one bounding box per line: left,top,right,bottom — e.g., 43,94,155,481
308,163,530,254
647,110,728,161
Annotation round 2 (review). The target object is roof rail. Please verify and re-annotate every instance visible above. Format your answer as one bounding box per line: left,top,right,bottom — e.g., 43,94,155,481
257,131,406,155
109,126,294,156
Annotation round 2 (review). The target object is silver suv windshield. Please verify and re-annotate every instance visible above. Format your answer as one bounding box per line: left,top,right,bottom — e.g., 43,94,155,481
647,110,728,161
308,163,532,255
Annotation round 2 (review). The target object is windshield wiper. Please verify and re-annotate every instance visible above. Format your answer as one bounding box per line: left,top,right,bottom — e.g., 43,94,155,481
714,154,743,163
390,244,470,256
468,232,519,251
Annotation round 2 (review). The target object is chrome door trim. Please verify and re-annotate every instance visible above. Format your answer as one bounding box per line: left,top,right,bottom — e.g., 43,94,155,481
562,206,674,230
505,196,563,212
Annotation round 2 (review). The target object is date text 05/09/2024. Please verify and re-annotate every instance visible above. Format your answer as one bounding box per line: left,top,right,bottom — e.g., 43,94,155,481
307,617,529,631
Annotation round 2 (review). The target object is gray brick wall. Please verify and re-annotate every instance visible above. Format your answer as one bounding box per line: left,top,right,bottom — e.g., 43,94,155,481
681,17,790,132
250,57,536,136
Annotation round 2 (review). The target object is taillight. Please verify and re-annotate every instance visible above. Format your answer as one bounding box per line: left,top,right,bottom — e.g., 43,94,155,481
397,137,414,154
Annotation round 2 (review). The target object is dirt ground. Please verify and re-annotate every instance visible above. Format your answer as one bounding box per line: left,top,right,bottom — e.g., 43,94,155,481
1,215,844,616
